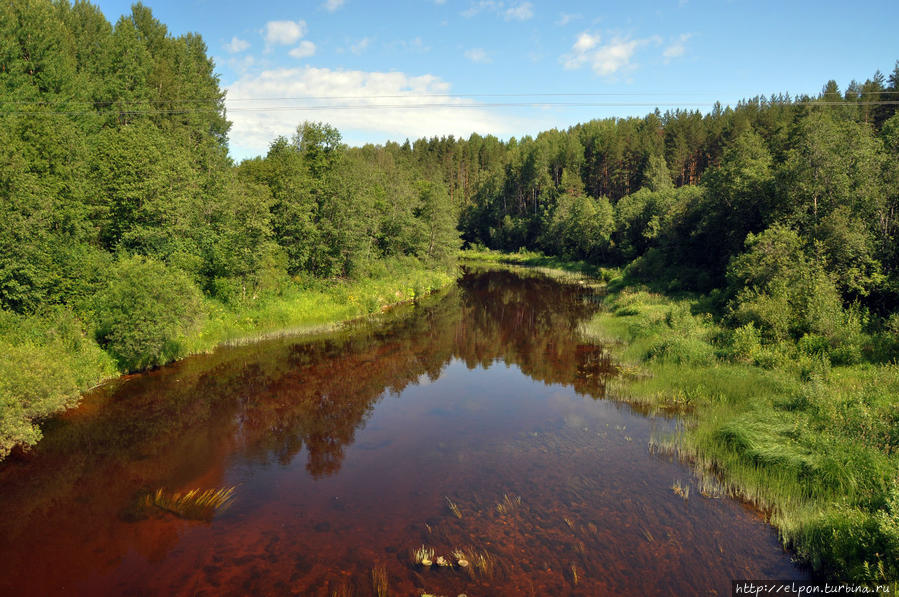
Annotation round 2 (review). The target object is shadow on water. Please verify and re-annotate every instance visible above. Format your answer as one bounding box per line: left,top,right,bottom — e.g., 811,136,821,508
0,267,805,596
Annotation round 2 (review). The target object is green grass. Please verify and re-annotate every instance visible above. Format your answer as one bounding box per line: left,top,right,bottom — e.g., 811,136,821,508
579,277,899,583
460,247,620,282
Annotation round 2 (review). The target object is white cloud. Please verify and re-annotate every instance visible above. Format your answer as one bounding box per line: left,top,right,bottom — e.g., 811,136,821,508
464,48,491,63
562,33,650,76
323,0,346,11
504,2,533,20
663,33,691,62
225,67,527,157
264,20,307,46
225,37,250,53
289,40,317,59
573,32,600,53
556,13,581,26
462,1,533,21
350,37,372,54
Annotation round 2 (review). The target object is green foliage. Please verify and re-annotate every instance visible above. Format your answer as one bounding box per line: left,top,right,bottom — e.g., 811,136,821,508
92,256,204,371
544,193,614,261
0,307,116,459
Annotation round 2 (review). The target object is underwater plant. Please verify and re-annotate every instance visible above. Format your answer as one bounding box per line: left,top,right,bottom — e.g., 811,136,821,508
371,564,388,597
495,493,521,514
672,480,690,501
411,545,435,567
145,486,235,521
445,496,462,519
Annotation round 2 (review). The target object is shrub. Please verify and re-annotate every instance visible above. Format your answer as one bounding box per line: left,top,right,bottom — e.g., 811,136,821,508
92,256,204,372
0,308,116,458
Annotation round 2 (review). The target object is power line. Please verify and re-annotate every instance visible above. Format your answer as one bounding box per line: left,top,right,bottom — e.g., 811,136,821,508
3,90,899,107
1,100,898,116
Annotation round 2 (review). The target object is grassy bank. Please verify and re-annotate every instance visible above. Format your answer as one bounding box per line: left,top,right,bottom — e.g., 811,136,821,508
0,258,455,460
463,248,899,583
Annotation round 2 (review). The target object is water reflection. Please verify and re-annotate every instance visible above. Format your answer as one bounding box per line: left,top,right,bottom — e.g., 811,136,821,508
0,267,800,596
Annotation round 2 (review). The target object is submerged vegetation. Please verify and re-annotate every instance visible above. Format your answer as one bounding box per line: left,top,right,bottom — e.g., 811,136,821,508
144,486,235,521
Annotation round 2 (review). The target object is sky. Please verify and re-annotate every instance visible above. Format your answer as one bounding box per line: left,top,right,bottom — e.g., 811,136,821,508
92,0,898,161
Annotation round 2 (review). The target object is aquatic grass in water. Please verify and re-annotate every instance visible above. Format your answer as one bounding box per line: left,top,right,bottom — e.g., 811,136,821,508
410,545,435,567
145,487,235,521
371,563,388,597
445,496,462,519
495,493,521,515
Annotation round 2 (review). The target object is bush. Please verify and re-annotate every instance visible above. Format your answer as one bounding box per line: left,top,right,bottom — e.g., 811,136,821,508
92,256,204,372
0,308,116,458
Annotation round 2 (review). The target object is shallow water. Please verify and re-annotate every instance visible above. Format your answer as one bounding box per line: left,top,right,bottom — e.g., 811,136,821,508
0,267,806,596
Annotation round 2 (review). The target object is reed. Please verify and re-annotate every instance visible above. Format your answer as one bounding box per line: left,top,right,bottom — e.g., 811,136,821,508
410,545,435,567
145,486,235,521
371,564,388,597
671,480,690,501
445,496,462,519
495,493,521,514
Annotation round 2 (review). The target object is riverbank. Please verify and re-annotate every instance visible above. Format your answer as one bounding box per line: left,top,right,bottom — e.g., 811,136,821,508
0,259,456,460
461,248,899,584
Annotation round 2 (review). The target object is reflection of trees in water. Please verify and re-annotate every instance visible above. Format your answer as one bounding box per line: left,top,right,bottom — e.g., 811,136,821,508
0,270,617,547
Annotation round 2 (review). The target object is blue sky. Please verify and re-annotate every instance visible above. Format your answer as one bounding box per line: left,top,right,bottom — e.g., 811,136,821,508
93,0,898,161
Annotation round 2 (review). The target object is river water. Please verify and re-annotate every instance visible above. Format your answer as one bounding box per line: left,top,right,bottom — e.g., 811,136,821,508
0,267,806,596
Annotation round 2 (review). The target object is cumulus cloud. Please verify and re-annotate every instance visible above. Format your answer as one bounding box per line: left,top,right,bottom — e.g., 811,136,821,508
572,32,600,53
264,20,308,46
464,48,491,63
562,33,651,77
663,34,692,62
556,13,580,26
323,0,346,11
462,1,534,21
289,40,317,59
225,67,527,157
225,37,250,53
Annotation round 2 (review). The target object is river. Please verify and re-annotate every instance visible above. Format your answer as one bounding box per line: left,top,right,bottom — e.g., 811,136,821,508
0,266,806,595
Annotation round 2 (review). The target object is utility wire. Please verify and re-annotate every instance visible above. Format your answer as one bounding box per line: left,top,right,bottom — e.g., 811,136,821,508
1,100,898,116
3,90,899,107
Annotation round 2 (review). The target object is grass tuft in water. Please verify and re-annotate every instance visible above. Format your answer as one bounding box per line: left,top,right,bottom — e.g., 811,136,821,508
672,480,690,501
145,486,235,521
445,496,462,519
410,545,435,567
371,563,389,597
495,493,521,515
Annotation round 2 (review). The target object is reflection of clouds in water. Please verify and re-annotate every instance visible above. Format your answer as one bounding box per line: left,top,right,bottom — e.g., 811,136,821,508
564,413,587,429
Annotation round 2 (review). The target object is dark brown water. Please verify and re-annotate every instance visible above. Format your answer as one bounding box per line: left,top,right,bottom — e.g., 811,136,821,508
0,268,806,596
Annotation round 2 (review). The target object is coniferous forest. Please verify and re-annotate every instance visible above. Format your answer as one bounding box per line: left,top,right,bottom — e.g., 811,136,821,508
2,0,899,582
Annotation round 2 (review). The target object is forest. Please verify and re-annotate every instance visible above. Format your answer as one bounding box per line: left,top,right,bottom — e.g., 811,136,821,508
1,0,899,580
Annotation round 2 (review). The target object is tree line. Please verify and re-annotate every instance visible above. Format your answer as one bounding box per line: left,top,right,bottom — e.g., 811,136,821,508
0,0,458,457
370,67,899,359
